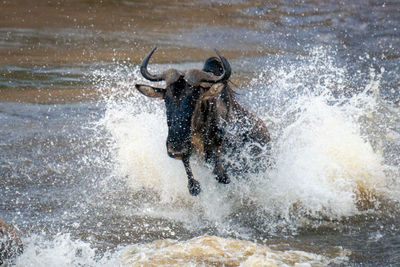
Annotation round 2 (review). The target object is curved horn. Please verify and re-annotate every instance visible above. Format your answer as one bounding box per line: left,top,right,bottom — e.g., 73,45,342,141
214,49,231,81
189,50,231,85
140,47,164,82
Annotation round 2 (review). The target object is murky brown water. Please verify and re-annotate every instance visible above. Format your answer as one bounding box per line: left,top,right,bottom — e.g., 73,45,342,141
2,0,398,102
1,0,400,266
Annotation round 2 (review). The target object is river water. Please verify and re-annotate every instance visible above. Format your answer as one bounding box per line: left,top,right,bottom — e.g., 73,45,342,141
1,0,399,266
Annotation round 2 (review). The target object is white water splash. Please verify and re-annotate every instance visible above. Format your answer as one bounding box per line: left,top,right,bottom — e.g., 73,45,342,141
253,96,386,221
96,47,399,236
15,234,122,267
245,48,394,222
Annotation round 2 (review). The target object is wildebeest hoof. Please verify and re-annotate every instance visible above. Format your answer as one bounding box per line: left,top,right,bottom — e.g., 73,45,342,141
188,179,201,196
216,172,230,184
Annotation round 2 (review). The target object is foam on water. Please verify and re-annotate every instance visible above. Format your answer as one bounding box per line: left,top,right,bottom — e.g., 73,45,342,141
121,235,349,266
11,234,348,267
14,234,121,267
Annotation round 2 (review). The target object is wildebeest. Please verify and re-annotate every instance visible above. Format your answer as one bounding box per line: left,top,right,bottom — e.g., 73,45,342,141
135,47,271,196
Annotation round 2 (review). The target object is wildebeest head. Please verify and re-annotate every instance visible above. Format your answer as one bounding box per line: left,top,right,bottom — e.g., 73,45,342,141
135,47,231,159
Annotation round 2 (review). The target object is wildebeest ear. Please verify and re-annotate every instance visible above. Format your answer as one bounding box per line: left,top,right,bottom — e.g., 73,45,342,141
135,84,165,98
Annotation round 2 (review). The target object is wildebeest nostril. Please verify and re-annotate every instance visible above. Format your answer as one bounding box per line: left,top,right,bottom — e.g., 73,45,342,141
166,142,192,159
166,143,182,158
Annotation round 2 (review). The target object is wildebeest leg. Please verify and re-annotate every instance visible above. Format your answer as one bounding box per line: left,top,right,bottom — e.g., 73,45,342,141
212,147,230,184
182,157,201,196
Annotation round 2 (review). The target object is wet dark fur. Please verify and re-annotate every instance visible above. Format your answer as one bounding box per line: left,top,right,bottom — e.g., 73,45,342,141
191,82,271,184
